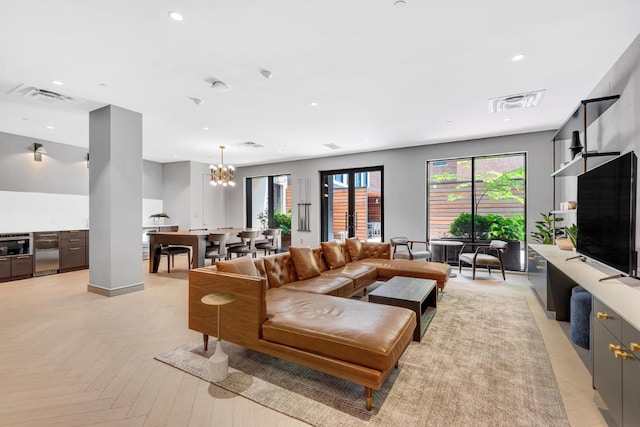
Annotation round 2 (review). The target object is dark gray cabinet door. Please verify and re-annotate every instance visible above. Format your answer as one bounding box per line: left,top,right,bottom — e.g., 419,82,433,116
623,354,640,427
593,319,623,426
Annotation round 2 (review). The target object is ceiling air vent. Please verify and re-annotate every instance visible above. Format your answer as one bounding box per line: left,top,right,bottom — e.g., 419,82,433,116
9,85,76,105
488,89,545,113
240,141,264,148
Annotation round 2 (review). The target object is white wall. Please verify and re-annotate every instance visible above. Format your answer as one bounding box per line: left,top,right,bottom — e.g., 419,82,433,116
231,131,555,247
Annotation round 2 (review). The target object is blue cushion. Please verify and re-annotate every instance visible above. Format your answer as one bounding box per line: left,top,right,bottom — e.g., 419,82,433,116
570,291,592,349
572,285,588,295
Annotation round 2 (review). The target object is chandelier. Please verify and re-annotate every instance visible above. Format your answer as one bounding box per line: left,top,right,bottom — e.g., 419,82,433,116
210,145,235,186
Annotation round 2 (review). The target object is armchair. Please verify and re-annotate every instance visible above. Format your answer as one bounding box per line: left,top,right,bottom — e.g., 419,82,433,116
458,240,508,280
390,237,431,261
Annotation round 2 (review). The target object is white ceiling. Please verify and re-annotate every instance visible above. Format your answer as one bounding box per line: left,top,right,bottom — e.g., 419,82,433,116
1,0,639,167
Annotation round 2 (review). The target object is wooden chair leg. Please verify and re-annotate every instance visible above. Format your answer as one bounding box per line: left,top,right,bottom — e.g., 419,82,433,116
203,334,209,351
500,263,506,280
167,255,171,273
472,264,476,280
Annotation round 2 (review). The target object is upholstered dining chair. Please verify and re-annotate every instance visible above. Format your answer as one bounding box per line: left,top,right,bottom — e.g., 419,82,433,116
155,225,191,273
256,228,282,255
458,240,508,280
228,230,259,258
390,237,431,261
205,232,229,263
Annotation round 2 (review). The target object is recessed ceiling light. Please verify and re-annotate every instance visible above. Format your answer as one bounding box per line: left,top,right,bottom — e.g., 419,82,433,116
364,138,370,141
203,127,209,131
310,102,318,107
504,118,511,122
98,82,108,87
168,11,184,21
51,80,64,86
46,125,55,130
259,69,272,79
446,120,453,124
22,117,29,121
511,54,525,62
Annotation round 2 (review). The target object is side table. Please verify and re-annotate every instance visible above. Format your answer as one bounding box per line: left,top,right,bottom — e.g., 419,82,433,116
201,292,236,382
430,240,463,278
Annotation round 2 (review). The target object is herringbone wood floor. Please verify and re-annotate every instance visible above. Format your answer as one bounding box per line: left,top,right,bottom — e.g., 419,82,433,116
0,258,608,426
0,261,306,427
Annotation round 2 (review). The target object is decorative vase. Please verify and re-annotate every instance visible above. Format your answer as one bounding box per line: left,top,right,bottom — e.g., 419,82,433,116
569,131,584,160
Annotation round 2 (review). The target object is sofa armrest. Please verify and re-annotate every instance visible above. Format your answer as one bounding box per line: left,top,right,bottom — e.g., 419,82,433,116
361,241,391,260
189,268,267,349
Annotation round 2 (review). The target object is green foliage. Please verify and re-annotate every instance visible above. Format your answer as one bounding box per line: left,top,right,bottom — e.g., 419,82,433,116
256,208,269,228
449,212,524,241
273,212,292,236
565,224,578,247
432,166,525,210
530,212,565,244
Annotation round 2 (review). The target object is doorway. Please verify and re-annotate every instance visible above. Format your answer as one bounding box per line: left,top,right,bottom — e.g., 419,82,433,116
320,167,383,242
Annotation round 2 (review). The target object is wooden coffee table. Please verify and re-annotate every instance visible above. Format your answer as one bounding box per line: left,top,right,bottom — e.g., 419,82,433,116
368,276,437,342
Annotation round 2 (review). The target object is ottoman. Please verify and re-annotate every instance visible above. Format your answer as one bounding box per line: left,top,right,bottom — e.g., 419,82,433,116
570,288,592,349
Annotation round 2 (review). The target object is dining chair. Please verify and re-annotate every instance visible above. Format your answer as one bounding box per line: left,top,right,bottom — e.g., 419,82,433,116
390,237,431,261
256,228,282,255
155,225,191,272
205,232,229,263
228,230,259,258
458,240,508,279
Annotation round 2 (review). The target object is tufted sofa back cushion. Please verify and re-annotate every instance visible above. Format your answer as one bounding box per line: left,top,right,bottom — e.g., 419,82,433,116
312,247,329,272
263,253,298,288
361,241,392,259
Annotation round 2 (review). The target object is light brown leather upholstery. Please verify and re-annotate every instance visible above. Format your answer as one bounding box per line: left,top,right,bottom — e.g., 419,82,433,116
321,241,346,269
355,258,450,290
345,237,363,261
264,288,415,372
280,275,354,297
289,246,322,279
216,255,261,277
189,239,449,411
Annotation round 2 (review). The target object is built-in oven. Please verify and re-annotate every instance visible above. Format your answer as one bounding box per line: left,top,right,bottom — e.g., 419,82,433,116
0,233,33,257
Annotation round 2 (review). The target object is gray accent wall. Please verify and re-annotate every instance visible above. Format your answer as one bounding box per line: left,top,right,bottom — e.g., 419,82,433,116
555,33,640,254
230,131,555,247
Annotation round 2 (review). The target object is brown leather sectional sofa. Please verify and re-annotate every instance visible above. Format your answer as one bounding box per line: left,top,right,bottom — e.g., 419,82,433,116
188,238,450,410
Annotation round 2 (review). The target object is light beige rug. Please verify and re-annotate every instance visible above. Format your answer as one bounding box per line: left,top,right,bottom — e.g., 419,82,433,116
155,289,569,426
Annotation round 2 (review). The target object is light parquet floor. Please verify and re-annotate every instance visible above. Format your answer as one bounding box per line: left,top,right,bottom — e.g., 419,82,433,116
0,259,610,426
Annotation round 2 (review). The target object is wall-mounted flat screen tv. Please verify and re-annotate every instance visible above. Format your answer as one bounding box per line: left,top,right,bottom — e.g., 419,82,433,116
577,151,637,276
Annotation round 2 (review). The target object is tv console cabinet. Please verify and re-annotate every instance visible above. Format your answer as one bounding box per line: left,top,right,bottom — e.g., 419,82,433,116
528,244,640,426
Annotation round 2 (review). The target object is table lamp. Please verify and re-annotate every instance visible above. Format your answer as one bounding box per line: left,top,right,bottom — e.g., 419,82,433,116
201,292,236,382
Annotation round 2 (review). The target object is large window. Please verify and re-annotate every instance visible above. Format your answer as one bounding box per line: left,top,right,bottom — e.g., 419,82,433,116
246,174,292,249
427,153,526,271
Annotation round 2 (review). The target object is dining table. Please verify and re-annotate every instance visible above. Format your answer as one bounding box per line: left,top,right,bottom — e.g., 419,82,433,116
148,227,260,273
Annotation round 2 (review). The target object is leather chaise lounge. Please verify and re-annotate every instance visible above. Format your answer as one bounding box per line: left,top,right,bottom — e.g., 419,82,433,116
188,238,450,410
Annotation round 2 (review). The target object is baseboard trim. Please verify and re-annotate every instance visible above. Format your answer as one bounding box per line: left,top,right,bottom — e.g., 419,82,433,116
87,282,144,297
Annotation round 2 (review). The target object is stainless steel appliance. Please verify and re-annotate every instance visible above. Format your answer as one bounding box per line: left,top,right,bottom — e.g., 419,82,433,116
0,233,32,257
34,232,59,276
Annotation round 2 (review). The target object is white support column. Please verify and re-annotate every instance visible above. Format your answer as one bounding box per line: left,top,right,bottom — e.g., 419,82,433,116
88,105,143,296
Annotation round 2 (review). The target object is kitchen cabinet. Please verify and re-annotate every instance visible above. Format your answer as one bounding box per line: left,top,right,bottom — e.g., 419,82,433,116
0,257,10,279
593,298,640,426
59,230,87,272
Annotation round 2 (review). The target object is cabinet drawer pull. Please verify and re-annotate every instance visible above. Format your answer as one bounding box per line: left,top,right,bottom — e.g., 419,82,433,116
615,350,631,360
631,342,640,352
0,258,8,262
68,248,81,251
536,266,544,270
39,233,58,237
16,256,30,260
68,239,80,242
609,344,623,352
597,312,611,320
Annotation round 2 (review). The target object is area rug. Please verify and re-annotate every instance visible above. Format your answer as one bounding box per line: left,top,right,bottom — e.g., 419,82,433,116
155,289,569,426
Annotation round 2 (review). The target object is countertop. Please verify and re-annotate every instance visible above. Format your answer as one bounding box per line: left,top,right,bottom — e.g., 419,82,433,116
529,244,640,330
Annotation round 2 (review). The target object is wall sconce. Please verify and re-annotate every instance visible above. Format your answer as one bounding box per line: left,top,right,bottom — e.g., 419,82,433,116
86,153,90,168
33,143,47,161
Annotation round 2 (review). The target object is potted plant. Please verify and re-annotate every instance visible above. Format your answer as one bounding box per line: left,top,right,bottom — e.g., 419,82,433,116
149,212,170,225
530,212,564,244
565,224,578,249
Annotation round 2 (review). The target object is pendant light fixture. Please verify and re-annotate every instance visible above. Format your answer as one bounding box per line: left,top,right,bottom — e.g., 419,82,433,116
210,145,235,186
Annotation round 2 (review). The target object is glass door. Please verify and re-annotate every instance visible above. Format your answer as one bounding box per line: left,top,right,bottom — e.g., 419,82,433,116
246,174,292,250
321,167,383,242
